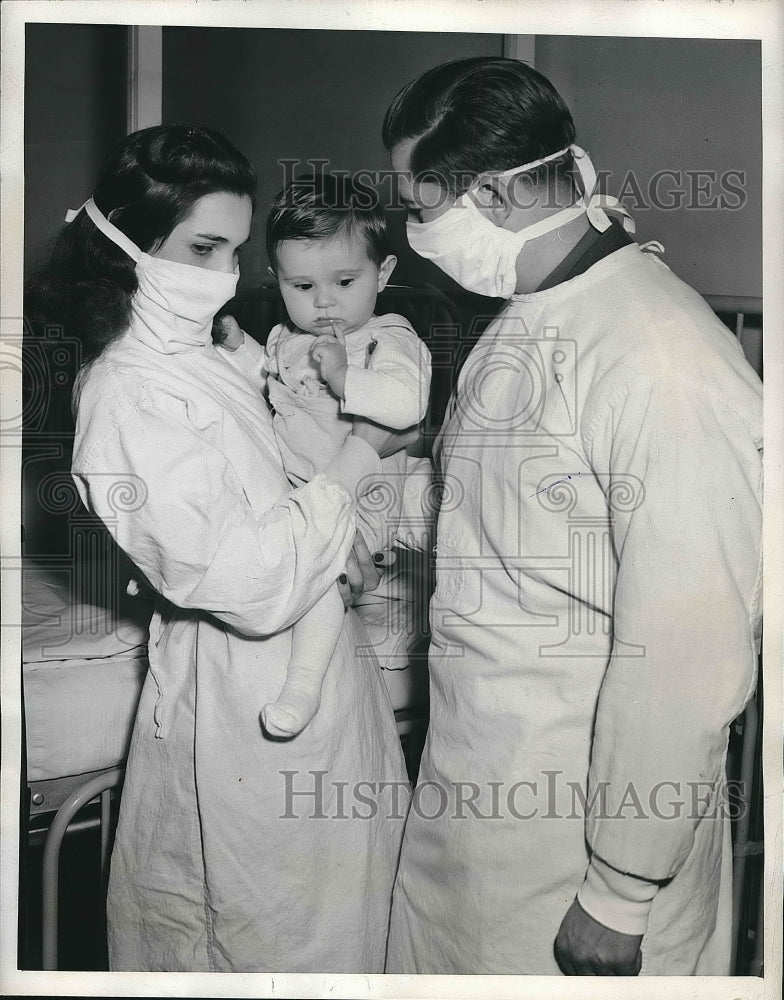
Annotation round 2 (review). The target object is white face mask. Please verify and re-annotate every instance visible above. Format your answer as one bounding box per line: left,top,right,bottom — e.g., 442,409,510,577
406,144,633,299
65,197,240,354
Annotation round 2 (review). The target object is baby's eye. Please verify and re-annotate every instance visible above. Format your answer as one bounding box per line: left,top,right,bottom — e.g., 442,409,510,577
191,244,214,256
338,278,354,288
294,283,313,291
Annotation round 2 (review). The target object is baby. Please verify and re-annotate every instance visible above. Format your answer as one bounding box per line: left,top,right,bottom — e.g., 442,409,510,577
260,173,432,739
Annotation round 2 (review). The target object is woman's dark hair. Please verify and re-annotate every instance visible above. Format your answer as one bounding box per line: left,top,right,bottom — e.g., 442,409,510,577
266,173,390,271
25,123,257,365
382,57,576,196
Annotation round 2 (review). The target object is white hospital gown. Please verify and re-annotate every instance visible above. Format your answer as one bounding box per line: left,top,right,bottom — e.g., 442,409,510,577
386,243,762,975
71,320,407,972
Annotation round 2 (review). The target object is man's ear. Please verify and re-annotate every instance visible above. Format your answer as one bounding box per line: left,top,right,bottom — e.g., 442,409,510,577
377,254,397,292
469,177,514,228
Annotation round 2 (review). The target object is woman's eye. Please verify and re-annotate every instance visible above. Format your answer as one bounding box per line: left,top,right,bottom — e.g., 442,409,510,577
406,208,423,223
191,244,213,256
338,278,354,288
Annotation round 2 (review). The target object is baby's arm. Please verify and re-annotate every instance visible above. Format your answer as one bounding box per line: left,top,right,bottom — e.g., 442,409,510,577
311,320,432,430
315,321,433,556
343,322,432,429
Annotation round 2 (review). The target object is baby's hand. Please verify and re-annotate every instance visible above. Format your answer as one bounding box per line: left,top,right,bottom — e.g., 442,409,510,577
311,325,348,398
213,314,245,351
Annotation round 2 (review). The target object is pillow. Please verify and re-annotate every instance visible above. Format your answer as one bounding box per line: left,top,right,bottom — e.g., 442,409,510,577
22,560,149,663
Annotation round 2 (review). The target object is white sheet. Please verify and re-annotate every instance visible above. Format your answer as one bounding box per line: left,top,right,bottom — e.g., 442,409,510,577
22,562,150,782
24,652,148,782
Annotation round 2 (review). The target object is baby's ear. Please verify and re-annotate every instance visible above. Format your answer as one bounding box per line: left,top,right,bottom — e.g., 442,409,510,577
377,254,397,292
267,265,279,284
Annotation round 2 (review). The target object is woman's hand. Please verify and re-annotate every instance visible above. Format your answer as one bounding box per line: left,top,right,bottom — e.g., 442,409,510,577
337,531,380,605
213,314,245,351
336,531,397,606
352,416,421,459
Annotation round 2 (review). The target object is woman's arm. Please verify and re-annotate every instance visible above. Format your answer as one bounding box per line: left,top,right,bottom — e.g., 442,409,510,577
72,380,380,638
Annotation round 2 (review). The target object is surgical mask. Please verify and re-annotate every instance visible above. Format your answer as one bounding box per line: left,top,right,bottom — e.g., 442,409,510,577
406,144,633,299
65,197,239,354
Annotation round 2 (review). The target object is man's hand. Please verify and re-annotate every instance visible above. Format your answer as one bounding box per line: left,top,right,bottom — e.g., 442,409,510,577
554,898,643,976
311,324,348,397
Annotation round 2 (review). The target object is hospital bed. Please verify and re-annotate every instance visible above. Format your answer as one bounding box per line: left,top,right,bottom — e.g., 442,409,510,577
21,551,149,969
19,288,764,973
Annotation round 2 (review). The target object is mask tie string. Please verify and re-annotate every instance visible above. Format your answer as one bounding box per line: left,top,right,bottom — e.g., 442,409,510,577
64,197,142,262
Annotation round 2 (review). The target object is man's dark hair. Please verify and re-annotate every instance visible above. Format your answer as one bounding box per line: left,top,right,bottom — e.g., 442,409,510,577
382,57,577,197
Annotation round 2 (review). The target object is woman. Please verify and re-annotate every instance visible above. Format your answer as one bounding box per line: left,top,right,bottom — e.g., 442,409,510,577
382,58,762,976
25,124,410,972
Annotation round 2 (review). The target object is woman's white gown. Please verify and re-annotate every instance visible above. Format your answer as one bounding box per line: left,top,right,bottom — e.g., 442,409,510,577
72,318,407,972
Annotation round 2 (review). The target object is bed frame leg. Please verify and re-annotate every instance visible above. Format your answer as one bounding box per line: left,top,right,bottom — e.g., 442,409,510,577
41,767,123,970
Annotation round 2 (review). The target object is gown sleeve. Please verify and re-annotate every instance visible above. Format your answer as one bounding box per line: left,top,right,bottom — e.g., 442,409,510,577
72,374,371,638
582,372,762,882
342,322,432,429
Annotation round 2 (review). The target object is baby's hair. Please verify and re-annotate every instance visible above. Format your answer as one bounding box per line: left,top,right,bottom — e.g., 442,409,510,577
382,56,576,198
266,173,390,270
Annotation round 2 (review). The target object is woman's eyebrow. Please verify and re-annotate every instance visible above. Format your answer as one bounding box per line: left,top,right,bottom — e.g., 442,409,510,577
194,233,251,246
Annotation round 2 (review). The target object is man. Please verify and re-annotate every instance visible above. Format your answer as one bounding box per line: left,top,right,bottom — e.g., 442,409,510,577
382,56,762,976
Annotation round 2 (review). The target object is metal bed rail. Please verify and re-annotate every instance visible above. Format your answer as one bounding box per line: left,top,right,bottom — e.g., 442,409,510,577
40,766,123,970
730,687,765,976
702,294,763,375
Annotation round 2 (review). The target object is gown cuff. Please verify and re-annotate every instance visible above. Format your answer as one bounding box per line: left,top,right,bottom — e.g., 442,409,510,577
323,435,382,500
576,855,660,936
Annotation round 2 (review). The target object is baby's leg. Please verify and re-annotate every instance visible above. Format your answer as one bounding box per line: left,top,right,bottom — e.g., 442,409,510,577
261,583,344,738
